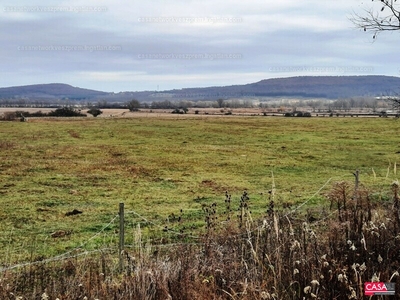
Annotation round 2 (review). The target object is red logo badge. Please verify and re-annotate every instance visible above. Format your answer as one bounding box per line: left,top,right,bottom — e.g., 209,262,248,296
364,282,395,296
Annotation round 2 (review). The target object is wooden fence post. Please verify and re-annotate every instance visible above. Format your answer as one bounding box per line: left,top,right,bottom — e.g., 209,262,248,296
353,170,360,206
119,202,125,273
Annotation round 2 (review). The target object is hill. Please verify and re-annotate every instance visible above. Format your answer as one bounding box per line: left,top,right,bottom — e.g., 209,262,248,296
150,75,400,100
0,76,399,102
0,83,108,100
245,76,400,98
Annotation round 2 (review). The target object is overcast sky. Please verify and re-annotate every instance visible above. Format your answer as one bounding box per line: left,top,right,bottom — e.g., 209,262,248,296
1,0,399,92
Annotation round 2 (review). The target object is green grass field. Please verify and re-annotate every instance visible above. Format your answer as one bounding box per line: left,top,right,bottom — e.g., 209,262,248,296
1,115,399,262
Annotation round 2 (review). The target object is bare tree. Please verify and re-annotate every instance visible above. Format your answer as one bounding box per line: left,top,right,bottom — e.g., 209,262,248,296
217,98,225,108
387,96,400,113
352,1,400,112
352,0,400,38
127,99,141,111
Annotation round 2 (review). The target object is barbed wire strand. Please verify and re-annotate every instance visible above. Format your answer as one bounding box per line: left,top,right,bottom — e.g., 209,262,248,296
0,214,119,272
125,210,200,239
225,176,338,239
0,247,117,273
124,242,201,250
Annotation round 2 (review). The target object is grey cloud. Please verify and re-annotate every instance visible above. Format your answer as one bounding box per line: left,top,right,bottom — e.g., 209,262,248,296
1,0,399,92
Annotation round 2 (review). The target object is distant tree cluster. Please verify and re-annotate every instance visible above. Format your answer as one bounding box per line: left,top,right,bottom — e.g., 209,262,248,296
331,98,381,111
171,108,188,114
149,100,193,111
90,101,125,109
386,96,400,113
1,107,87,121
0,99,57,108
284,111,312,117
150,100,178,109
48,107,86,117
147,98,256,109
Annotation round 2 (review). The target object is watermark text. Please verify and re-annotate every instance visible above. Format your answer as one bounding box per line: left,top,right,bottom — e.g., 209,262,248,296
17,45,121,52
138,16,242,24
4,6,108,13
269,66,374,74
138,53,242,60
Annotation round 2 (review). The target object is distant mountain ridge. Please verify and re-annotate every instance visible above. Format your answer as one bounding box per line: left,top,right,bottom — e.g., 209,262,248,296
166,75,400,99
248,76,400,98
1,76,399,102
0,83,108,100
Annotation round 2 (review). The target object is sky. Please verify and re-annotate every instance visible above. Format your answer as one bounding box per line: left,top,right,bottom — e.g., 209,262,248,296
1,0,400,92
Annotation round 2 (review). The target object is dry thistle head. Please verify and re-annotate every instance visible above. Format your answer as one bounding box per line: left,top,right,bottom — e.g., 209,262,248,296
378,254,383,263
302,222,309,231
359,263,367,272
303,286,311,294
310,279,319,286
260,291,271,299
41,292,49,300
348,287,357,299
337,273,347,283
351,263,359,275
371,273,380,282
290,240,301,251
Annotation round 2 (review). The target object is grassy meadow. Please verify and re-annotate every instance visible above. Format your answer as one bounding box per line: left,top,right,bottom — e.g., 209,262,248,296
1,115,399,263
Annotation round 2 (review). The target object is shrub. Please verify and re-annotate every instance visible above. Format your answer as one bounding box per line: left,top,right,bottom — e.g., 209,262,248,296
171,108,184,114
285,112,311,117
87,107,103,117
2,112,17,121
48,107,86,117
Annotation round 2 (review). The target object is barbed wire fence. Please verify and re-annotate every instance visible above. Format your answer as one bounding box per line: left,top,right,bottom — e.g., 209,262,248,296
0,204,203,274
0,174,359,274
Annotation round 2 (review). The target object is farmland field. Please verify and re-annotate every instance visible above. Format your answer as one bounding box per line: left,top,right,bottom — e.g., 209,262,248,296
0,114,399,263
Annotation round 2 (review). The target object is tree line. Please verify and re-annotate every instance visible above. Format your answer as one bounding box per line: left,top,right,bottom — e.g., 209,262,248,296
0,96,398,116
